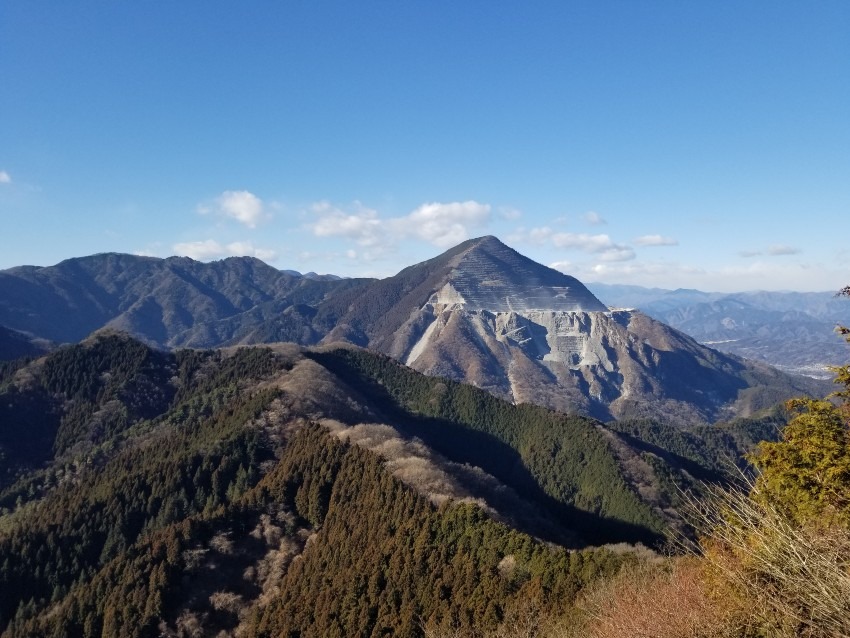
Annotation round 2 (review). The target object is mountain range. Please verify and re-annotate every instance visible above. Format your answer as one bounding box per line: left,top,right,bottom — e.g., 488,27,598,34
0,237,827,426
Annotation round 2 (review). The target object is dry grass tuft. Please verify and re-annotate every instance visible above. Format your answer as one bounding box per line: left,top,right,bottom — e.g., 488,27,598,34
567,557,742,638
684,483,850,638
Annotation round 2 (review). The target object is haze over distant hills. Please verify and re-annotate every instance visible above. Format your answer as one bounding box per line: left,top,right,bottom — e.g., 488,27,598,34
0,325,51,361
0,237,826,425
588,283,850,378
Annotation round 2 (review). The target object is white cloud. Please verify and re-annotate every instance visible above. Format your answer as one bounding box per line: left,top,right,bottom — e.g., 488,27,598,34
531,227,555,244
402,201,491,247
633,234,678,247
198,190,269,228
738,245,800,258
552,232,635,261
225,241,278,261
0,170,11,184
310,201,384,246
499,206,523,220
549,260,573,273
552,232,613,252
598,247,636,262
307,199,492,256
506,226,553,245
583,211,606,225
553,232,605,251
574,257,844,292
767,244,800,256
587,261,700,279
133,242,163,258
173,239,277,261
174,240,225,260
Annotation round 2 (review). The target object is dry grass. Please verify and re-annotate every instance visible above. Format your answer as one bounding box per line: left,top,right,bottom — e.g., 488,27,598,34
420,482,850,638
684,484,850,638
566,558,743,638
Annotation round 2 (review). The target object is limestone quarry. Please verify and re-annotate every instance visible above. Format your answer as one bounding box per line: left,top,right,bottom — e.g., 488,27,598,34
386,236,820,424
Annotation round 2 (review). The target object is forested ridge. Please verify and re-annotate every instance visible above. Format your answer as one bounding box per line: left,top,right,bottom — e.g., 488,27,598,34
308,347,667,542
0,333,785,636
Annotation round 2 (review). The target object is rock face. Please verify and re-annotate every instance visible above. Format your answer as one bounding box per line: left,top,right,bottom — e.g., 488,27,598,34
398,304,815,424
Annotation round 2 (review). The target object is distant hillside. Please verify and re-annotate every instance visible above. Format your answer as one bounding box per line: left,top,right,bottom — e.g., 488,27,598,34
589,283,850,378
0,333,772,636
0,253,370,348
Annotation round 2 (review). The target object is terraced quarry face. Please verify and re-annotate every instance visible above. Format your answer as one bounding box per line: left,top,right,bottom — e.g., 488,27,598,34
432,236,608,313
405,237,626,375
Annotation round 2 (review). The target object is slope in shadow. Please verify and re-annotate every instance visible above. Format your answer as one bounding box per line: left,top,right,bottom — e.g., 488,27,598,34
307,349,663,546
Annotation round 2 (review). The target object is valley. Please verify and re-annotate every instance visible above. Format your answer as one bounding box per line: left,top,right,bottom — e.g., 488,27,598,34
5,4,848,634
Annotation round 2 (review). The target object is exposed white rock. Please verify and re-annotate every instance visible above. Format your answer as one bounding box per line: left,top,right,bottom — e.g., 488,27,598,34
404,312,444,366
429,282,467,308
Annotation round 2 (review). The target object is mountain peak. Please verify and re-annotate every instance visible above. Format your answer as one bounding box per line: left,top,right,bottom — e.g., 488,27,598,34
452,235,515,258
465,234,502,247
432,236,608,312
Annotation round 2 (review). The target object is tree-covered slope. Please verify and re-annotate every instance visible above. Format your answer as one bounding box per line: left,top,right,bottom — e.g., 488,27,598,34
307,346,667,542
0,336,642,637
0,333,774,636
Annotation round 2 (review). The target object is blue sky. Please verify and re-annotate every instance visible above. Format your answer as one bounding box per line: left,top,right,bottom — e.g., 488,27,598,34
1,2,848,292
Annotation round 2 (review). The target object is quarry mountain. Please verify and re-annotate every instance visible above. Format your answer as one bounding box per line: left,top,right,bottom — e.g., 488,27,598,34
0,236,824,425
